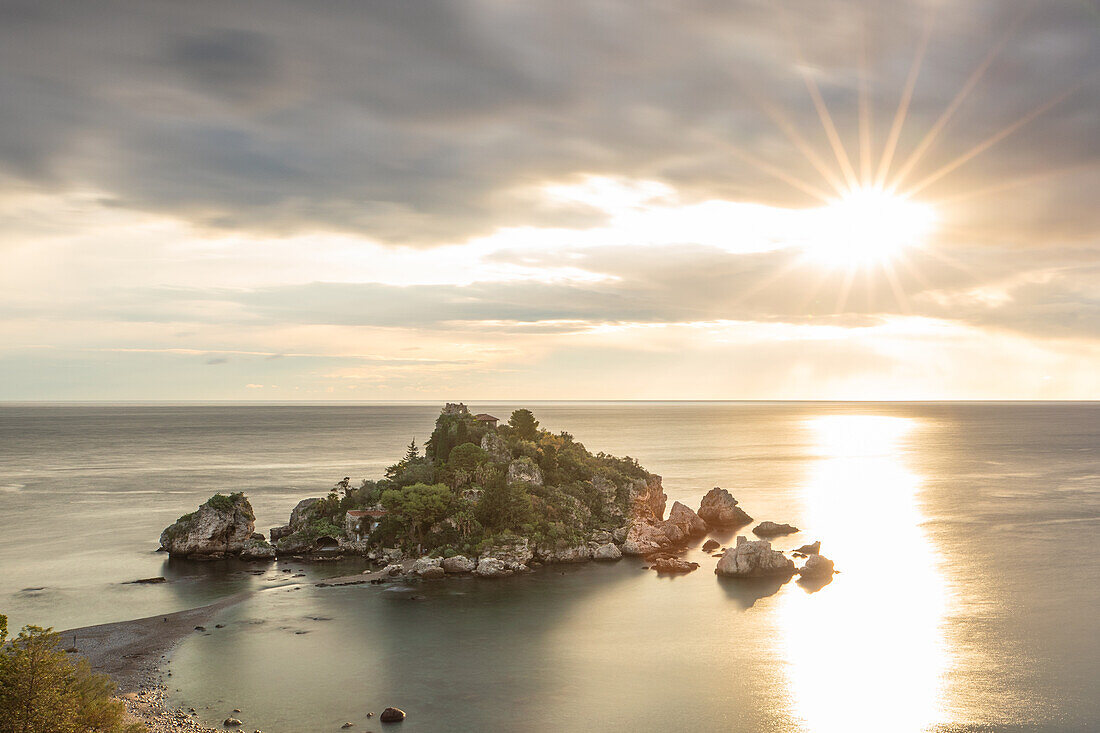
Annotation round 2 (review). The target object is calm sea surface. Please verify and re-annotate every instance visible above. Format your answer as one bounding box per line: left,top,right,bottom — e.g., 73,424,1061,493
1,402,1097,732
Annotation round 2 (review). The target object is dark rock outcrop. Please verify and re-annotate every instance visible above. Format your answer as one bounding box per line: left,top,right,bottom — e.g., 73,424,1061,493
701,539,720,553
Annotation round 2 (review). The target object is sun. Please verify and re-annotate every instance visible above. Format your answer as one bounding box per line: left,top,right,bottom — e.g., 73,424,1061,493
804,186,937,269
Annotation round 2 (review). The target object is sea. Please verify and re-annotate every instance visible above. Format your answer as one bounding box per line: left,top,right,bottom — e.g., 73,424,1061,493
0,402,1097,732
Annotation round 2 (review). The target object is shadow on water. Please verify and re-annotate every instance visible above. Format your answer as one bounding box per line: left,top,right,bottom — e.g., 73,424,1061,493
716,575,791,609
796,574,834,594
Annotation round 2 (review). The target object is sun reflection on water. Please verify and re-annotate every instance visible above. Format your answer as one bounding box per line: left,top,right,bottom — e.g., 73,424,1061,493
778,415,950,733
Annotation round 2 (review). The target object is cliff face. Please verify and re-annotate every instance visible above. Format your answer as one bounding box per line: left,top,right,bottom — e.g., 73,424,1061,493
159,493,257,558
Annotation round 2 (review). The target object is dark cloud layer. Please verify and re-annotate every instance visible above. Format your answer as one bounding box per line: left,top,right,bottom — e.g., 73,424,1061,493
1,0,1098,244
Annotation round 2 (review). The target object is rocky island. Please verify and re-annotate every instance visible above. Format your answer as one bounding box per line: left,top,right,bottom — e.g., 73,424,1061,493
159,403,834,583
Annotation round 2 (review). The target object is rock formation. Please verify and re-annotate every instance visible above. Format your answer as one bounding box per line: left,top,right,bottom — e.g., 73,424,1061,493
665,501,708,537
159,493,257,558
697,488,752,527
270,497,322,542
441,555,476,573
591,542,622,560
752,521,799,537
701,539,720,553
797,554,836,578
506,457,543,487
793,541,821,556
714,536,796,578
536,542,592,563
651,556,700,573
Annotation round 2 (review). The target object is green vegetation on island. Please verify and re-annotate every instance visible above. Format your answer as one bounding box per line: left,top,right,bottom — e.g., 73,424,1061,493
272,404,651,557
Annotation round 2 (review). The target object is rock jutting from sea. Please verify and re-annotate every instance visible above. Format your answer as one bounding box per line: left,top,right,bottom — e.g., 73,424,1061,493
159,492,275,560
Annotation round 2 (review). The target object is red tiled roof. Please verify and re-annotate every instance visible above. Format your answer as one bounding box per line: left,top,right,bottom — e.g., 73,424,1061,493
474,413,499,421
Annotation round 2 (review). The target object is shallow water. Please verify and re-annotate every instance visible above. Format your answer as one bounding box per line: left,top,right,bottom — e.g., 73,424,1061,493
1,402,1098,731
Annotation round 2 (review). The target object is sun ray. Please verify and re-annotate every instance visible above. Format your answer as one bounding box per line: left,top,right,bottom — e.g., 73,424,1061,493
880,258,912,314
859,11,875,186
905,80,1090,196
888,6,1031,191
736,81,850,196
720,141,835,202
875,9,937,188
930,159,1099,204
834,266,858,313
801,71,861,190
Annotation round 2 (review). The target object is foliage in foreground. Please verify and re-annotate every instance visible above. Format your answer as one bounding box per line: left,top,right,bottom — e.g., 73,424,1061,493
0,616,145,733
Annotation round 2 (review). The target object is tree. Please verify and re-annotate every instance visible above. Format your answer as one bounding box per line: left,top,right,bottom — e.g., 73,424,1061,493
334,477,351,496
447,443,488,472
475,482,534,531
508,409,540,440
403,439,419,462
0,624,144,733
380,483,454,548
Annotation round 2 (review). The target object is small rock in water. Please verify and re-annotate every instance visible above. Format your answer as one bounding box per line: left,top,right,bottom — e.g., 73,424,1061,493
232,708,241,713
341,723,354,728
752,521,799,537
701,539,720,552
224,718,243,727
380,706,406,723
793,541,821,555
125,576,167,584
215,624,225,628
193,626,205,632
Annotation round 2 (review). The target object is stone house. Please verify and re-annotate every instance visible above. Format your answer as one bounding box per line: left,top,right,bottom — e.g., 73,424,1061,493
345,508,388,542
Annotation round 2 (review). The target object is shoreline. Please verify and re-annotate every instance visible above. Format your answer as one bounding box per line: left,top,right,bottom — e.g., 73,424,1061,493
60,592,254,733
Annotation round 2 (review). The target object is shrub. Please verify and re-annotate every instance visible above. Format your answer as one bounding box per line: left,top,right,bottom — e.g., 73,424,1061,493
0,624,145,733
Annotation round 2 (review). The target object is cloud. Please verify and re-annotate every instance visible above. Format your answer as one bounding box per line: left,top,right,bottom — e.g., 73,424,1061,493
0,0,1097,244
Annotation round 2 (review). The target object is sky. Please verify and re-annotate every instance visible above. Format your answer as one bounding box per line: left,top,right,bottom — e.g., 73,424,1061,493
1,0,1098,400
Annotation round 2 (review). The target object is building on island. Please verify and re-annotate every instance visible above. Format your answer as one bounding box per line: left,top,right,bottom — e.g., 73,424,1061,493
345,508,388,542
473,413,499,428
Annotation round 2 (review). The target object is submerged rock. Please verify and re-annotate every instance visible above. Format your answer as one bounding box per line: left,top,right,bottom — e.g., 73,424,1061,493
797,554,836,578
159,493,256,558
697,488,752,527
441,555,476,574
752,521,799,537
714,536,796,578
